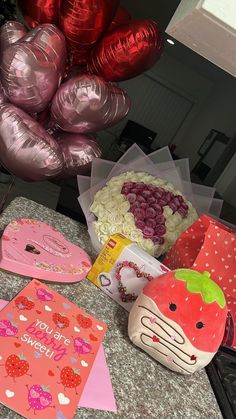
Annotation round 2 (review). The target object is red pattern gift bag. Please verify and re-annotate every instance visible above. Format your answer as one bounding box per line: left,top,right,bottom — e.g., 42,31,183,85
164,215,236,348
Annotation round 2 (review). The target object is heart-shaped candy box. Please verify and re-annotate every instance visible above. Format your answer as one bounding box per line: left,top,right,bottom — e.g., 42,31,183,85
0,219,91,283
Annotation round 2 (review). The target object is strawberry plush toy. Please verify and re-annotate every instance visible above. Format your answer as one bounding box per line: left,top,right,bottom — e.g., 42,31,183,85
128,269,227,374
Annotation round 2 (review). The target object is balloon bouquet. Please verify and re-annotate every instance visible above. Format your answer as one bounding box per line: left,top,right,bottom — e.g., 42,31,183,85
0,0,163,182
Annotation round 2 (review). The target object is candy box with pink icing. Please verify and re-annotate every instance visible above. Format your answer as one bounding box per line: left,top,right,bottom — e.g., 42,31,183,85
87,233,170,312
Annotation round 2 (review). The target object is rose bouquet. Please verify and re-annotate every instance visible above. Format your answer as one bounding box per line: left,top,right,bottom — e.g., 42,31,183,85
78,145,223,257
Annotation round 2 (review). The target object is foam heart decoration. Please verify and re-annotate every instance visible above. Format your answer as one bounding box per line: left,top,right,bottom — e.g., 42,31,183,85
0,42,60,112
0,218,92,283
88,19,163,82
50,74,130,133
22,24,67,78
0,105,63,181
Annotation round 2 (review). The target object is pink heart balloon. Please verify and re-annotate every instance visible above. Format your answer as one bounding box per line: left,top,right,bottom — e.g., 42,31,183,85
0,81,8,106
55,131,102,178
50,74,130,133
0,42,60,113
0,21,27,52
0,104,63,181
22,24,67,77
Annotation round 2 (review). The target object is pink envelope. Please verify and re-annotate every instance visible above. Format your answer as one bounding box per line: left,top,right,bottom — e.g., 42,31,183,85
0,299,117,413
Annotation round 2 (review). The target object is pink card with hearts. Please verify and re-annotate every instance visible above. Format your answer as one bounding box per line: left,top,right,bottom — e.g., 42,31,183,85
0,279,107,419
0,219,92,283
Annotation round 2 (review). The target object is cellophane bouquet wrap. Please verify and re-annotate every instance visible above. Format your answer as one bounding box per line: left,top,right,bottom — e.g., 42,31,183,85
164,214,236,348
78,144,223,258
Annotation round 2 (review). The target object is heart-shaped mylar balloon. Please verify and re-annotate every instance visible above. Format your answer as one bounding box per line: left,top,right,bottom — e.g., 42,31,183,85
88,19,163,82
22,24,67,77
0,42,60,112
18,0,59,28
55,131,102,178
59,0,119,65
0,81,8,106
0,21,27,53
0,104,63,181
50,74,130,133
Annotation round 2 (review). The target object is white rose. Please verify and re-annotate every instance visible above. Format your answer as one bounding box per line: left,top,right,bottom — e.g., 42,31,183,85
107,213,123,224
119,201,130,214
130,230,143,242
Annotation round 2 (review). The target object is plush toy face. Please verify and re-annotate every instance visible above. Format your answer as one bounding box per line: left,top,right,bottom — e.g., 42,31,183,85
128,269,227,374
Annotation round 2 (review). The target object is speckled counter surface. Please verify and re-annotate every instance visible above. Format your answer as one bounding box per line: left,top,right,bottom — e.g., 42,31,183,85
0,197,222,419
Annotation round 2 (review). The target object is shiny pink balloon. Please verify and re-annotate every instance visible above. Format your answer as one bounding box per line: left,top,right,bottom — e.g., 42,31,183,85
50,74,130,133
22,24,67,77
0,104,63,181
0,81,8,106
55,131,102,178
0,21,27,52
0,42,60,113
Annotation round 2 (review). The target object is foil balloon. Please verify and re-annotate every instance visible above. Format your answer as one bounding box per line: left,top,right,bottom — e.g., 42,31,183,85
22,24,67,77
50,74,130,133
0,104,63,181
18,0,59,28
0,82,8,106
55,131,102,177
88,19,163,82
59,0,119,65
0,21,27,52
0,42,60,113
109,5,131,31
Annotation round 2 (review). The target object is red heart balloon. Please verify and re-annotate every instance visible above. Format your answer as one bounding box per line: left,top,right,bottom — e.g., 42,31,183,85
88,19,163,82
0,104,63,181
108,5,131,31
55,131,102,178
18,0,59,28
59,0,119,65
50,74,130,133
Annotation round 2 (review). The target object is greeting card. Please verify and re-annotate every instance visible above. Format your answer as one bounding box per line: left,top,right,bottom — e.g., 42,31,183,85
0,299,117,413
0,219,92,283
0,280,107,418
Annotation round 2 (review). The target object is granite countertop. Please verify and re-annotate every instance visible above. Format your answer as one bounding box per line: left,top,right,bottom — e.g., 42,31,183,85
0,197,222,419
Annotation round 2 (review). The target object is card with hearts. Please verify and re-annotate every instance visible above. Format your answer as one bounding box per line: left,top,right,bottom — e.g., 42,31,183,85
0,219,92,283
0,279,107,419
87,234,170,311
